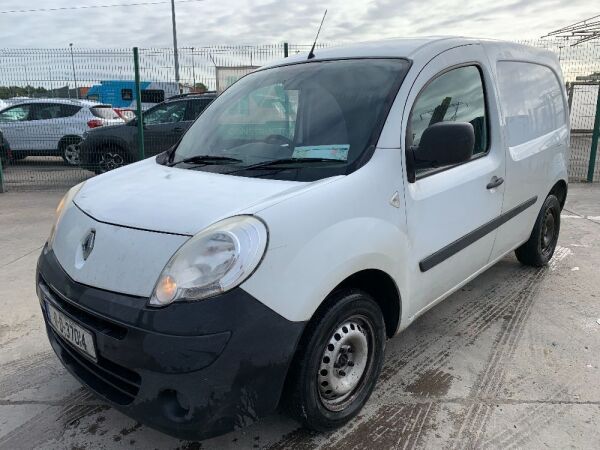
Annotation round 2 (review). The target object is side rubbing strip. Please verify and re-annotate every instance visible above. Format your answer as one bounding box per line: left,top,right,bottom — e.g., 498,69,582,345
419,196,538,272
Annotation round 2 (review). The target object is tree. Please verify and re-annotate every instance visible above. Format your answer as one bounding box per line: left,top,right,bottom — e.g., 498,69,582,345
193,82,208,93
0,85,50,99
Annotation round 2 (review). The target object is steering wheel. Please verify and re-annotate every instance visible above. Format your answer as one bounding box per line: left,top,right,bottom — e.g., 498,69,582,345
263,134,293,146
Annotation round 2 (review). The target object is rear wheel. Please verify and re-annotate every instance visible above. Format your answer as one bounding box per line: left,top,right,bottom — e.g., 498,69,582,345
60,137,82,166
515,195,561,267
285,289,386,431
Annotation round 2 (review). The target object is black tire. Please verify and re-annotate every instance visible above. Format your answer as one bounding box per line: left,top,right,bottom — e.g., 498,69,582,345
285,289,386,431
515,195,561,267
59,136,82,166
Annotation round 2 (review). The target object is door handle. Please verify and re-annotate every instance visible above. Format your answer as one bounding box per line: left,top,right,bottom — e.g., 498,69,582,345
173,127,185,132
486,176,504,189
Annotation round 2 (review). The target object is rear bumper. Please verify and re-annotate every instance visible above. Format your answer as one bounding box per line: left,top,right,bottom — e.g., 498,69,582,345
37,247,305,440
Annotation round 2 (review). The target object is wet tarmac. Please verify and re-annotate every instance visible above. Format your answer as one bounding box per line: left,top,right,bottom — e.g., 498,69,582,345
1,184,599,449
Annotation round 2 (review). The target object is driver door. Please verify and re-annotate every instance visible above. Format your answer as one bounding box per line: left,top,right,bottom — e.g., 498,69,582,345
403,45,506,318
143,101,189,155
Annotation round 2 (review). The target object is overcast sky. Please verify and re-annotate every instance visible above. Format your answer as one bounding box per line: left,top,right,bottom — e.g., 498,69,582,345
0,0,594,48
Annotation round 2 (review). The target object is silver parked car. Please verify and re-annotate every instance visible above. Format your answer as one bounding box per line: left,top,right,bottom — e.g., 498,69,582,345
0,98,124,165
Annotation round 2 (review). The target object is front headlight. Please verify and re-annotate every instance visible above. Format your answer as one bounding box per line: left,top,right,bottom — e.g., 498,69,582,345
150,215,268,307
47,182,86,250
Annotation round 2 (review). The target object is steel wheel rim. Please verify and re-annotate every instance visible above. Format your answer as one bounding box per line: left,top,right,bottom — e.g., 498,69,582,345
64,143,81,165
317,315,374,412
540,208,557,256
99,152,124,172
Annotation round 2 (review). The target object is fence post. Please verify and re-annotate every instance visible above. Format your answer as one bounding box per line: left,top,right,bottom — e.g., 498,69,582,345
587,85,600,182
0,157,5,193
133,47,145,161
283,42,289,58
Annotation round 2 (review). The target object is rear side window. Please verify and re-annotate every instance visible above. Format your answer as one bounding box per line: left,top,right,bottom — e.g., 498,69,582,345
60,104,82,117
496,61,566,147
407,65,488,174
91,106,120,119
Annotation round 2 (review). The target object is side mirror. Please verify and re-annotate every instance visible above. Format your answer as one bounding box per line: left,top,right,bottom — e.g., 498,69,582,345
406,122,475,182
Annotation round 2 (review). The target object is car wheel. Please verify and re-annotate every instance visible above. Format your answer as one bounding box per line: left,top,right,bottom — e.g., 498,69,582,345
96,149,127,174
60,137,82,166
285,289,386,431
515,194,561,267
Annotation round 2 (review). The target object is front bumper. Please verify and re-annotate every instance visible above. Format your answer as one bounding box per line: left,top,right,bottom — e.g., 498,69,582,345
37,247,305,440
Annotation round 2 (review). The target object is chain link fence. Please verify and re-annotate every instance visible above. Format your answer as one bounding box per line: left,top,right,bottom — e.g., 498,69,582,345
520,39,600,182
0,39,599,192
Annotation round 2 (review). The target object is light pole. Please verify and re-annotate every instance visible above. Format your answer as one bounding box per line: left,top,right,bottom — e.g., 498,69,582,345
69,43,79,99
170,0,181,92
191,47,196,90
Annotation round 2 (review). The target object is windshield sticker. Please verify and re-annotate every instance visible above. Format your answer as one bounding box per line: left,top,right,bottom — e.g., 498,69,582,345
292,145,350,161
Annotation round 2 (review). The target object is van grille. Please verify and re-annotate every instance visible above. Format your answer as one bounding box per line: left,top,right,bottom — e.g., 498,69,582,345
49,327,141,405
40,277,127,340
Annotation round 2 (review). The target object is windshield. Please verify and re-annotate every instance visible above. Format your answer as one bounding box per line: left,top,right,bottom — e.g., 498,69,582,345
171,58,410,181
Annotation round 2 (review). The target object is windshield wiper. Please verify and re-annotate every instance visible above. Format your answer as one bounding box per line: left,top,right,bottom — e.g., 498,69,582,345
168,155,242,167
225,157,345,174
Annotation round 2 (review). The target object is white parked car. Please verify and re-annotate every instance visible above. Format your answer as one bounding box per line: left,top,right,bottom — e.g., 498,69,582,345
0,98,123,165
37,37,569,440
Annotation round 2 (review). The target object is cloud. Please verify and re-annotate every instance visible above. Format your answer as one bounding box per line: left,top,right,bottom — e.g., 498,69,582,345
0,0,595,48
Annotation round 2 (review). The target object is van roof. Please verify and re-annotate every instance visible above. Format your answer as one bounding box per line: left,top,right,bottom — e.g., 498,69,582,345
263,36,558,68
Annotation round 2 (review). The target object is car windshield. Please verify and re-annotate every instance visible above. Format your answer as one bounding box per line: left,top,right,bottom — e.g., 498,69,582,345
171,58,410,181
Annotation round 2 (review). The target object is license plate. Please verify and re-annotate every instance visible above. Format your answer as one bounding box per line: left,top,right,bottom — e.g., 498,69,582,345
46,302,97,360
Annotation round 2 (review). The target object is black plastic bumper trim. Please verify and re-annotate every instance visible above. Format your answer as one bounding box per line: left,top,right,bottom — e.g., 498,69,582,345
37,247,306,441
419,196,538,272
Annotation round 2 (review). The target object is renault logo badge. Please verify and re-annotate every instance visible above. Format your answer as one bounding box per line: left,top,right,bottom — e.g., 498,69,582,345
82,229,96,261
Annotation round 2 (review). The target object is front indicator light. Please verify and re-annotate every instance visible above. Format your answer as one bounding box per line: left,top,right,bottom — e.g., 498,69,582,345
154,275,178,305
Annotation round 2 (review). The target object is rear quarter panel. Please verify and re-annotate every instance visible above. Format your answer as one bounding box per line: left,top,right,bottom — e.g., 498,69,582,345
482,42,569,258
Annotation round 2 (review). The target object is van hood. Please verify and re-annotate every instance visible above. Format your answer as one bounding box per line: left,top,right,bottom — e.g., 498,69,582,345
74,158,315,236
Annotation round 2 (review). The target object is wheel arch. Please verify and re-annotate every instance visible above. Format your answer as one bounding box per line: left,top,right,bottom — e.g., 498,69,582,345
86,138,133,168
328,269,402,339
58,134,82,151
548,179,567,210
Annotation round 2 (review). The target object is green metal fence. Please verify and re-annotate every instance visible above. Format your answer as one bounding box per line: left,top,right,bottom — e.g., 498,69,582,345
0,39,598,192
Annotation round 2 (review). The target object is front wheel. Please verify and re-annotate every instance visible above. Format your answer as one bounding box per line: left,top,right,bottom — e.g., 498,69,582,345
95,148,127,174
285,289,386,431
515,194,561,267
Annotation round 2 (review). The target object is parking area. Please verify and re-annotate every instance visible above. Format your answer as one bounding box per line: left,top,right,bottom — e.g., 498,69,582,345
0,184,598,449
2,134,598,193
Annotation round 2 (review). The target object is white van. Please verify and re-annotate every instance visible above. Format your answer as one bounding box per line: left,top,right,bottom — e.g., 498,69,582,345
37,37,569,440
